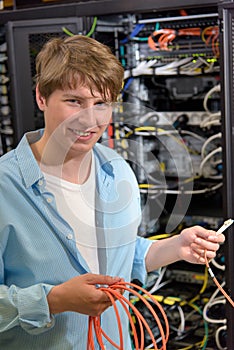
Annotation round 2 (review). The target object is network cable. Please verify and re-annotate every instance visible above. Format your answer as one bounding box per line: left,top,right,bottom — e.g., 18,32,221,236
87,281,169,350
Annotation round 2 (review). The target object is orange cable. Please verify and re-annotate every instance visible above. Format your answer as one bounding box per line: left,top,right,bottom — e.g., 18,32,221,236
115,282,170,345
96,286,159,350
87,281,169,350
111,292,142,350
106,287,159,349
103,289,124,349
148,26,219,53
204,250,234,308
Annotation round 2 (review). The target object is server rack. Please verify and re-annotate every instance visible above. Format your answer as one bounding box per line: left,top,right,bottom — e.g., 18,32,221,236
6,17,83,144
0,0,233,347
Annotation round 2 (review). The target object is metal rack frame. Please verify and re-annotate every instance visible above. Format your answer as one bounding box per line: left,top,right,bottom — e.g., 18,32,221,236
219,2,234,348
0,0,219,25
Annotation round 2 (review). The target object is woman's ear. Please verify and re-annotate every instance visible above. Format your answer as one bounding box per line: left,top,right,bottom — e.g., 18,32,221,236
36,85,46,111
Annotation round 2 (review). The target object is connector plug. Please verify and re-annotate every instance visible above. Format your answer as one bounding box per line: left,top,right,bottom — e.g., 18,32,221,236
216,219,234,235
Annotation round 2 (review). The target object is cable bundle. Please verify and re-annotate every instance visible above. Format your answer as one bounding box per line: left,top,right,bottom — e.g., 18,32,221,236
148,26,219,56
87,281,169,350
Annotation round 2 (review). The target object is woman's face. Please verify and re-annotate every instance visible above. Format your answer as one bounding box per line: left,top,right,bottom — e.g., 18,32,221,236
36,84,112,159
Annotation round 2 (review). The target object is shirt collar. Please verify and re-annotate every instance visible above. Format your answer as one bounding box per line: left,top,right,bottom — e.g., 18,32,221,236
93,143,114,178
15,129,115,190
15,130,44,188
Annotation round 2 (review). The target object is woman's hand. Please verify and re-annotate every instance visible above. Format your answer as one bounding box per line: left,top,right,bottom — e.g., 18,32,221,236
178,225,225,264
47,273,123,316
146,225,225,272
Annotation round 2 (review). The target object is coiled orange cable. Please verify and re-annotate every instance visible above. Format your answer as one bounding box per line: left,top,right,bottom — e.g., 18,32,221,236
87,281,169,350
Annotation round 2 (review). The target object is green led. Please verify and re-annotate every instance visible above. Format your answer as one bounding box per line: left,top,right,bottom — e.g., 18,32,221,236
207,58,217,62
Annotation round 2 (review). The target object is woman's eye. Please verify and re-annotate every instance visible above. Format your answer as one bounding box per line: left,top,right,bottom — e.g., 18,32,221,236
94,102,111,110
66,99,81,106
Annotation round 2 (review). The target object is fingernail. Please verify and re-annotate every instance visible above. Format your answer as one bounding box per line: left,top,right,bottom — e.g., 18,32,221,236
208,235,217,240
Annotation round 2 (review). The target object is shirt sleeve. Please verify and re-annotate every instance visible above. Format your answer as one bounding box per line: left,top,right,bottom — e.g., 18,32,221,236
131,236,154,284
0,283,55,335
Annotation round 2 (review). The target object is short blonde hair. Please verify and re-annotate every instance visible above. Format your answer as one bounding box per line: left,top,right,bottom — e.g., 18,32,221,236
35,35,124,102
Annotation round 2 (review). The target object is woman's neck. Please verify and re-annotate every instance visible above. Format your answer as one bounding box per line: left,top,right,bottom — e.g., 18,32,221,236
30,140,92,184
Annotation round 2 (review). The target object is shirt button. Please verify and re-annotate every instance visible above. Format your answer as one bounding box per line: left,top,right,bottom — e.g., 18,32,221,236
67,234,73,240
46,322,52,328
38,180,43,186
46,197,53,203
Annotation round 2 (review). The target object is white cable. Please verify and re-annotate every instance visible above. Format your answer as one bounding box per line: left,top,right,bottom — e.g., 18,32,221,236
203,84,221,113
201,120,221,129
215,325,227,350
199,146,222,177
200,111,221,128
152,280,171,291
156,57,193,71
203,282,227,324
148,266,167,294
124,59,157,79
211,258,225,271
210,282,226,303
180,130,206,142
201,132,222,159
203,299,226,324
177,305,185,335
170,181,223,194
139,181,223,195
155,57,194,76
202,120,221,128
124,56,218,79
198,57,216,73
139,112,160,124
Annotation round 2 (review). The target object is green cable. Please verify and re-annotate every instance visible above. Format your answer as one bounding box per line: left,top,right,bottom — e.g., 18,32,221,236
86,16,97,37
189,302,209,350
62,16,97,37
62,26,74,37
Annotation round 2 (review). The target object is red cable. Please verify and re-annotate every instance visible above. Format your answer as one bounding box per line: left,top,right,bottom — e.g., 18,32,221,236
87,281,169,350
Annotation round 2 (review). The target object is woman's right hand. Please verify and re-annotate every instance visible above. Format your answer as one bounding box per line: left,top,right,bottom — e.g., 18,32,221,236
47,273,123,316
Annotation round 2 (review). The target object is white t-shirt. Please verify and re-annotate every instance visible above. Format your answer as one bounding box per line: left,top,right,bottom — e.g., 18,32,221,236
43,153,99,273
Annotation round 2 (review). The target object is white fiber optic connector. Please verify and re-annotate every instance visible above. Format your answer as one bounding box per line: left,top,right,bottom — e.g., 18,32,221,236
216,219,234,235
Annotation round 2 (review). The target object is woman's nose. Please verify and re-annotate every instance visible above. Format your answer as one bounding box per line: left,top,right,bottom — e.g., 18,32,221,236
67,105,98,131
79,106,98,128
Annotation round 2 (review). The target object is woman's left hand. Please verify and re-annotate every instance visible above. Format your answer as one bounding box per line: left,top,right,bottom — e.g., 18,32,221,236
178,225,225,264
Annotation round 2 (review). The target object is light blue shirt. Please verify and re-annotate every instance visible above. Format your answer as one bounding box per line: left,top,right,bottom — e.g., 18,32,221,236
0,130,153,349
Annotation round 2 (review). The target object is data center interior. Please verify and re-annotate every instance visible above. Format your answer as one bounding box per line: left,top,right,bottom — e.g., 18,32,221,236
1,0,234,349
